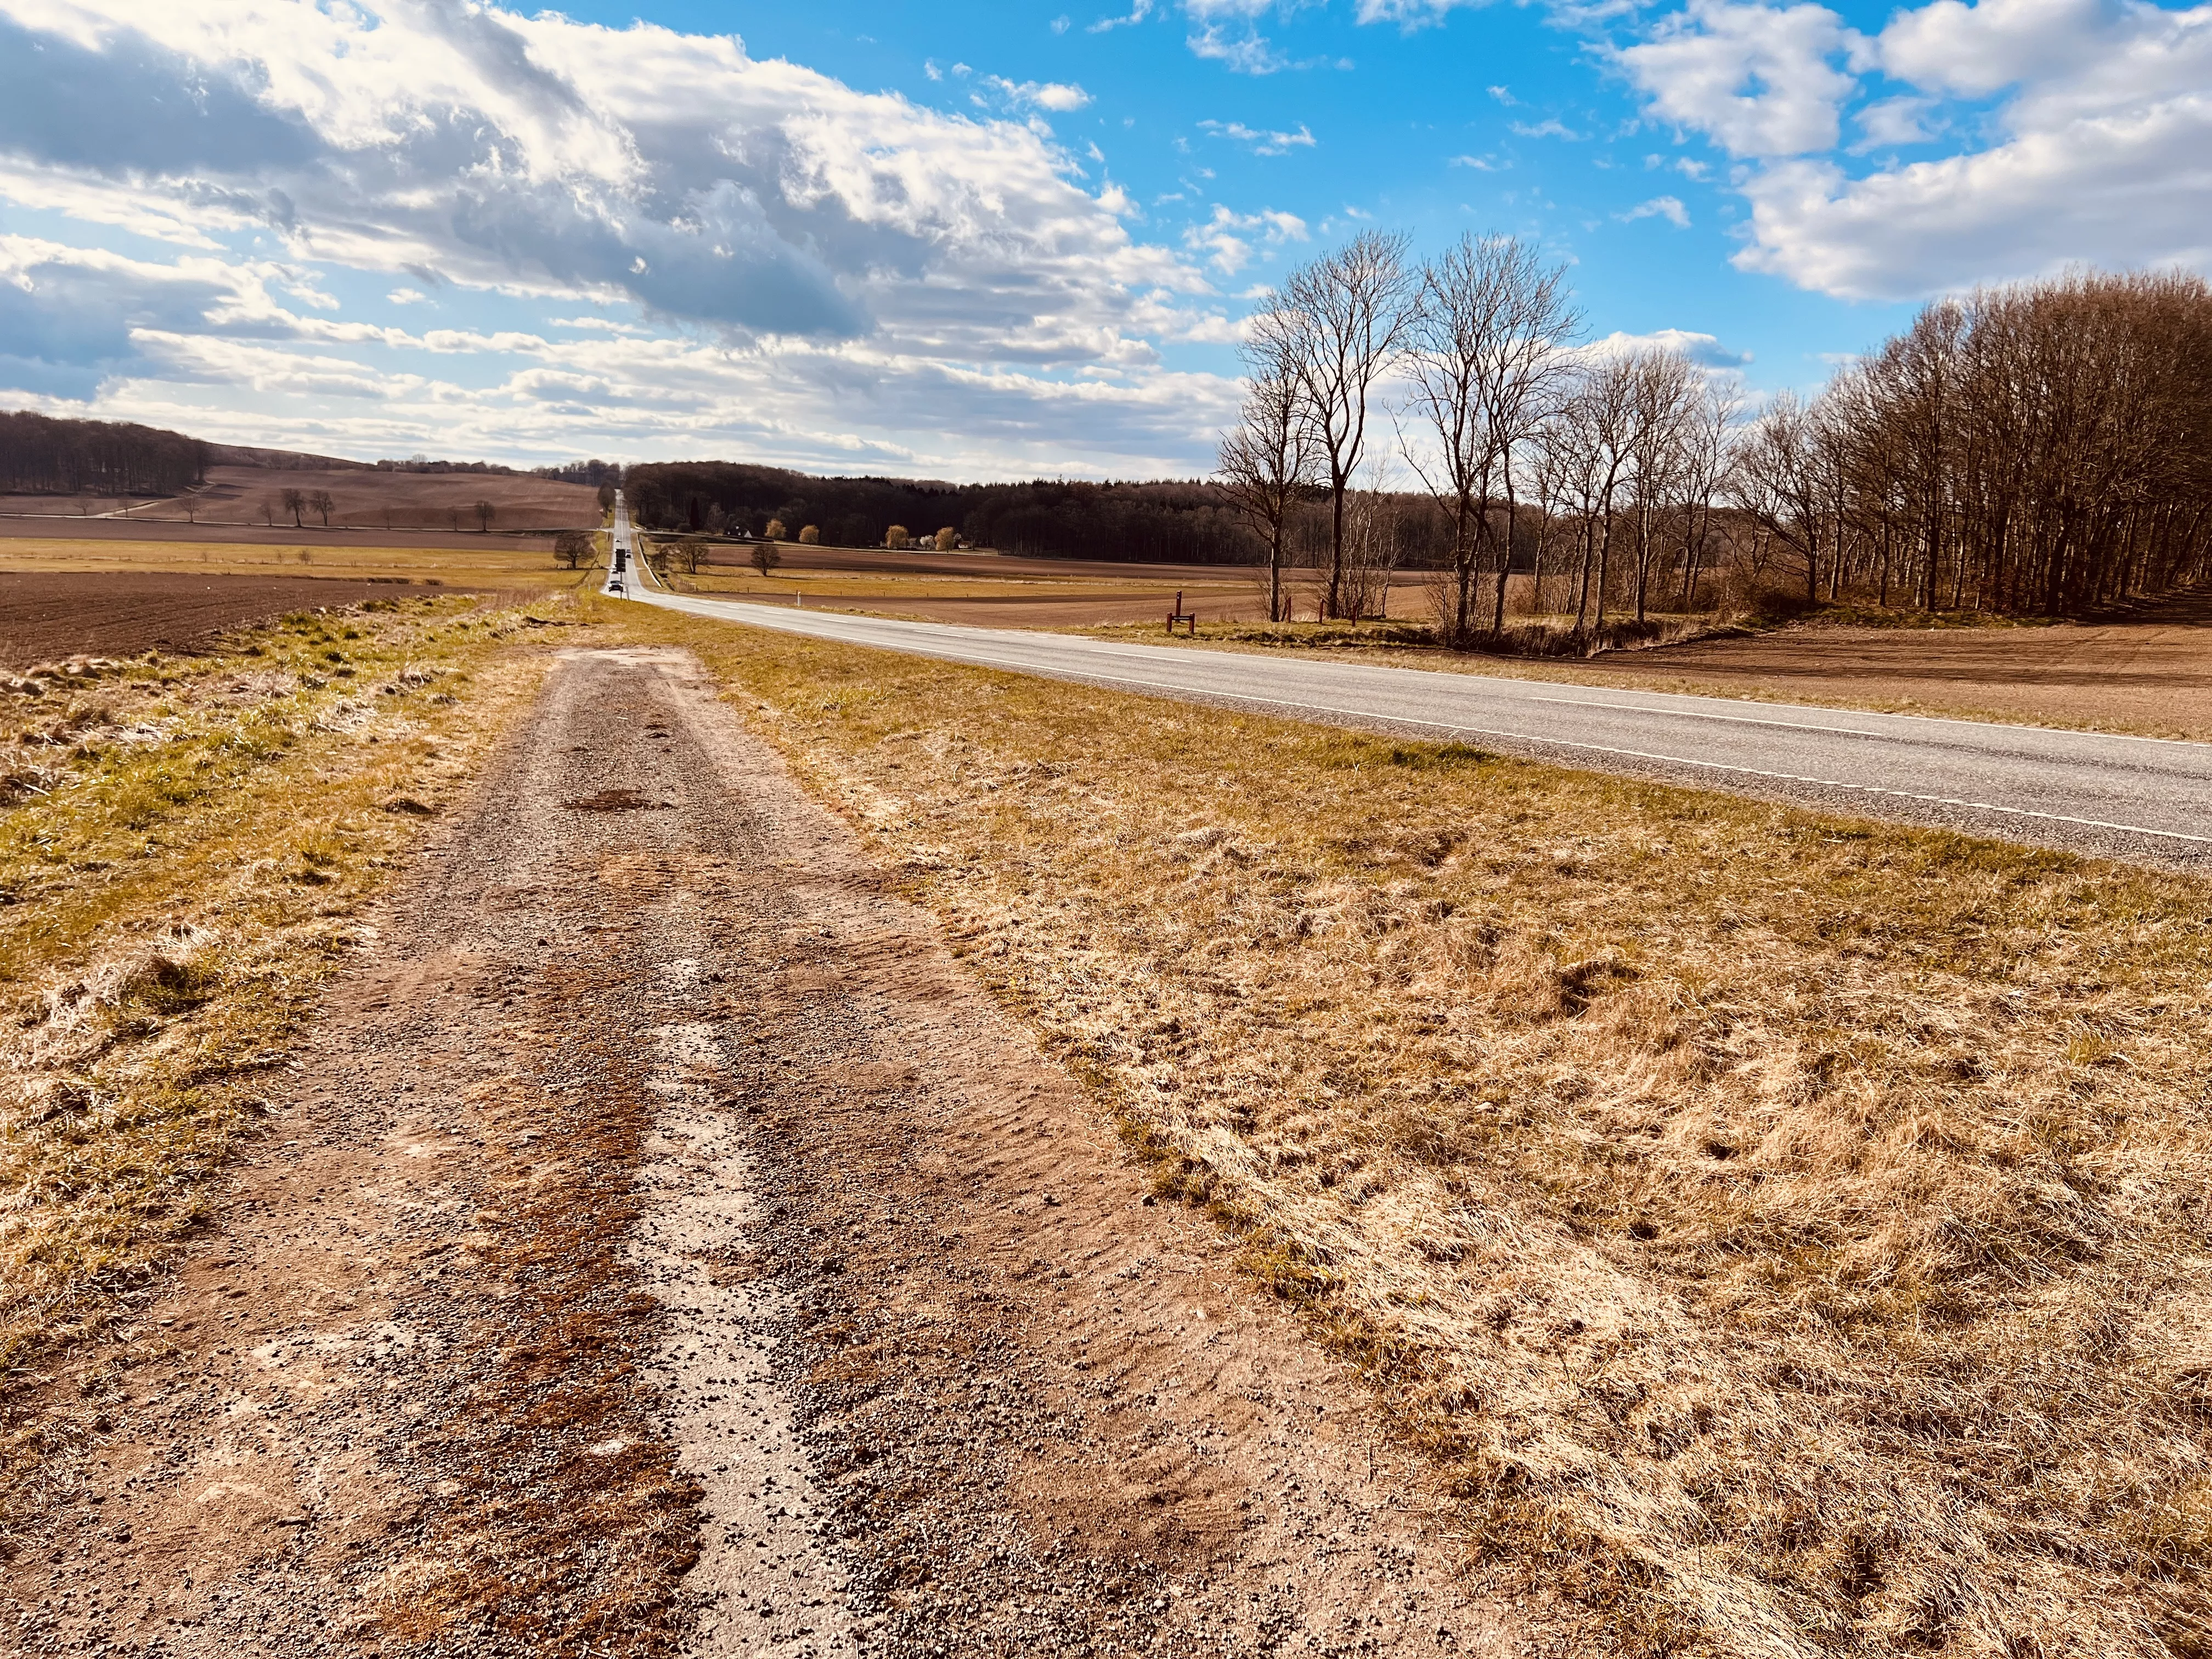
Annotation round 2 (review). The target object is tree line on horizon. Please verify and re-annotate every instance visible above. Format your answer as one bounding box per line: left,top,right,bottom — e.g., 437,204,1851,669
1218,234,2212,640
622,463,1262,565
0,411,208,500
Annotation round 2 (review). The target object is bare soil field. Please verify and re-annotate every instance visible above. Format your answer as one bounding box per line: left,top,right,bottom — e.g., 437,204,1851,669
3,465,600,534
1560,599,2212,737
0,571,467,669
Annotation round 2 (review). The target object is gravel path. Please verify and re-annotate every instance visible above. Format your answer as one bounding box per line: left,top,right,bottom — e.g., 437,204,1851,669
3,646,1511,1657
631,591,2212,868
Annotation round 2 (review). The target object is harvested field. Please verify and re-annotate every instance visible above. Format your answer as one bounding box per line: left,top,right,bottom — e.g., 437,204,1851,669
667,554,1433,628
0,534,588,590
0,571,472,670
4,464,600,533
624,603,2212,1658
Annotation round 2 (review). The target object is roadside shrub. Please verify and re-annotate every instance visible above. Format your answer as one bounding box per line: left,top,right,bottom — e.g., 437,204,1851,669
885,524,912,550
935,527,958,551
798,526,820,545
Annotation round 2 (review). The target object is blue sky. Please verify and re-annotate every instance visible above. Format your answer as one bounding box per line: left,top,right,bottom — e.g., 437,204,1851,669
0,0,2205,478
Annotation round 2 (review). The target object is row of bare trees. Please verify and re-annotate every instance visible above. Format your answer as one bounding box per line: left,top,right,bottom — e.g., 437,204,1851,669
1221,245,2212,635
1219,230,1734,641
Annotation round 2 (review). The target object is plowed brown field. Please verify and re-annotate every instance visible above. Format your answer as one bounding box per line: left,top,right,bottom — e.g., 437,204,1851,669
0,571,455,668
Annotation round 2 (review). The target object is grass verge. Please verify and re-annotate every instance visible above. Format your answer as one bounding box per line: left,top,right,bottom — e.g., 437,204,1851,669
1082,610,1755,658
1,595,558,1386
618,600,2212,1659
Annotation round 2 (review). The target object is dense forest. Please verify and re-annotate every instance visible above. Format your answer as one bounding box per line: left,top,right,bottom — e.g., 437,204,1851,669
1769,268,2212,615
623,462,1268,563
0,411,208,497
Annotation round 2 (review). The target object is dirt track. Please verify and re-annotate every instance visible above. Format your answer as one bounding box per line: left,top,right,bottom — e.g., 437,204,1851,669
0,572,458,668
2,646,1509,1656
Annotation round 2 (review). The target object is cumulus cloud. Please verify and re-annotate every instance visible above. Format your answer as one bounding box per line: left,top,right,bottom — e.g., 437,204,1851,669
1613,0,2212,300
1576,326,1752,368
1182,204,1309,273
1617,0,1864,157
0,236,247,397
0,1,1252,473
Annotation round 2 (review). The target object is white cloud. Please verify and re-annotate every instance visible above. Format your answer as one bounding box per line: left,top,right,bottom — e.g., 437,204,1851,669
1449,153,1503,170
1620,194,1692,226
1617,0,1865,157
1090,1,1159,30
1576,326,1751,368
1198,119,1317,155
985,76,1094,112
1510,118,1584,140
1853,95,1940,148
1353,0,1491,24
1613,0,2212,301
1182,204,1308,273
387,286,427,306
1186,23,1290,72
0,2,1244,475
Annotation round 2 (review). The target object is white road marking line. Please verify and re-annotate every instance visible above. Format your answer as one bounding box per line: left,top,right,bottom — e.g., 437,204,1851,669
644,597,2212,849
1527,695,1909,740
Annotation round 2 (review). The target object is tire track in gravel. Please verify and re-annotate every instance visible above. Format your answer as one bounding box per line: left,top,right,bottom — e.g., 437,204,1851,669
3,646,1519,1659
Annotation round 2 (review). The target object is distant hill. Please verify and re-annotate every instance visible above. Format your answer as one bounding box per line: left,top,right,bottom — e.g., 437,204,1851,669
207,441,369,471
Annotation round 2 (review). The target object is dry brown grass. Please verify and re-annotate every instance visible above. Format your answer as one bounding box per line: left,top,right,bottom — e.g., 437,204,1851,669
0,595,558,1379
617,602,2212,1658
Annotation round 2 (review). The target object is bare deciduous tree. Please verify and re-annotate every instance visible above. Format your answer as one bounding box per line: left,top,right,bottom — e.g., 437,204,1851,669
751,540,782,577
1217,311,1320,623
553,530,594,569
280,487,304,527
1402,233,1580,645
1736,390,1840,609
1624,350,1701,624
1255,231,1418,620
473,499,496,533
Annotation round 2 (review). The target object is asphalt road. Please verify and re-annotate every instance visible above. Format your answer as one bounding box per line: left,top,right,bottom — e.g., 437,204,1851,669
628,588,2212,868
